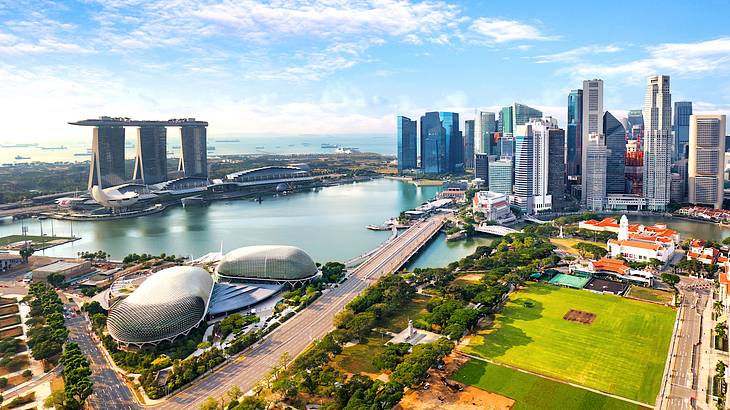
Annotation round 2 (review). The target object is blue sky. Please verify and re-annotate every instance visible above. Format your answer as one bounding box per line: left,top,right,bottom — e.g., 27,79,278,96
1,0,730,143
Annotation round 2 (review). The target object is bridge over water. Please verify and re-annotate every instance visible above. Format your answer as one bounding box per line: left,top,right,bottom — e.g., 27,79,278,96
475,224,522,236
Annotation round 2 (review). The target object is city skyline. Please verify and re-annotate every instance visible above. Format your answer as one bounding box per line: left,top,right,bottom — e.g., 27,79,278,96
2,0,730,143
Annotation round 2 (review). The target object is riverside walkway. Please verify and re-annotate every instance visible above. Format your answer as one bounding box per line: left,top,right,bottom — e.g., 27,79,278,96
96,212,449,409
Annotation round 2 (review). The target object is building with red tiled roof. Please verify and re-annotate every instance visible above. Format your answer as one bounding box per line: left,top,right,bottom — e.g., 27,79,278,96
570,257,653,286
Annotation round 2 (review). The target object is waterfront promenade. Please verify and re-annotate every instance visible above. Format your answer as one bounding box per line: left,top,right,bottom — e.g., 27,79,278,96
83,212,447,409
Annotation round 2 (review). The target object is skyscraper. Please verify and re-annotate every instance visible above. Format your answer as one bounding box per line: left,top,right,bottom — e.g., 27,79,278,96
566,89,583,180
474,153,490,184
643,75,672,211
440,112,463,173
133,125,167,185
529,117,559,212
548,127,566,211
178,124,208,178
500,106,513,135
513,124,534,213
674,101,693,160
474,111,496,154
581,79,603,205
464,120,475,169
489,159,513,195
584,133,607,211
396,116,417,173
420,112,445,174
688,114,726,209
604,112,626,194
512,103,542,134
88,125,126,189
627,110,643,141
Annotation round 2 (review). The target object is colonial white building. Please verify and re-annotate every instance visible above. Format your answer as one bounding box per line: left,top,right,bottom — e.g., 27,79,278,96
606,215,677,263
472,191,515,223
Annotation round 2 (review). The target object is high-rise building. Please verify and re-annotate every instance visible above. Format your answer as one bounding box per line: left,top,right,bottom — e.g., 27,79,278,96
566,89,583,180
488,159,513,195
512,103,542,134
604,112,626,194
529,118,559,212
584,133,607,211
474,111,496,154
625,140,644,195
420,112,462,174
674,101,693,161
132,126,167,185
396,116,417,173
464,120,475,169
499,134,514,159
643,75,672,211
513,124,534,213
627,110,643,141
581,79,603,205
420,112,445,174
178,124,208,178
500,106,513,135
88,125,126,189
548,127,566,211
688,114,726,209
474,153,490,184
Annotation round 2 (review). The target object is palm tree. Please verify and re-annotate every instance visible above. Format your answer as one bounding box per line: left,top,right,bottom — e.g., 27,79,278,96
714,301,725,317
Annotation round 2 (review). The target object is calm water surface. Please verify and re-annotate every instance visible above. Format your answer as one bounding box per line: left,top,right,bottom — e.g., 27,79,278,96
0,179,482,267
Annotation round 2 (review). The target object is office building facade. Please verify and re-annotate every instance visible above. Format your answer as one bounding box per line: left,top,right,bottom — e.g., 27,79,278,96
500,106,513,135
584,133,608,211
396,116,417,172
529,118,559,212
474,153,490,185
688,114,726,209
643,75,672,211
464,120,475,169
420,112,463,174
133,126,168,185
674,101,692,160
627,110,643,140
513,125,534,213
474,111,496,155
548,127,566,210
512,103,542,134
567,89,583,180
581,79,604,205
489,159,513,195
604,112,626,194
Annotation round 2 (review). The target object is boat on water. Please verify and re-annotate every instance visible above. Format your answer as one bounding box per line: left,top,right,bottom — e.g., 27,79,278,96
255,146,265,149
366,224,388,231
181,196,207,208
214,139,240,143
74,153,91,157
14,155,30,160
321,143,338,148
1,143,38,148
40,145,67,150
335,147,360,154
207,146,216,151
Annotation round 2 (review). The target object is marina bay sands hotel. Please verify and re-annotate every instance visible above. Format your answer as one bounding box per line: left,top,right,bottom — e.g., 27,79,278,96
69,117,208,189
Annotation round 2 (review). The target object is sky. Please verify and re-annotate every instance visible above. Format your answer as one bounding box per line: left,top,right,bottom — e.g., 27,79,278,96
2,0,730,143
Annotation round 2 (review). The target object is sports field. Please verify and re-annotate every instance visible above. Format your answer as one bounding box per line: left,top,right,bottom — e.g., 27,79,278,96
462,282,675,404
452,360,651,410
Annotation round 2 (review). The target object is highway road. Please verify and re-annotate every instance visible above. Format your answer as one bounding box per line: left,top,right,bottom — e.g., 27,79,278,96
663,278,711,410
146,213,448,409
66,305,138,410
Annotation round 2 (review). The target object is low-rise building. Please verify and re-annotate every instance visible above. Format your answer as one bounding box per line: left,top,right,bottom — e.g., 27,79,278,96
603,215,678,263
32,259,93,282
570,257,654,286
686,239,727,265
0,253,23,271
472,191,515,223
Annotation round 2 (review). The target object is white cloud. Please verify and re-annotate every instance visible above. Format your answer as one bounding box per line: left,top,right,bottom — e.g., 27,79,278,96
470,18,554,43
559,37,730,82
535,45,622,64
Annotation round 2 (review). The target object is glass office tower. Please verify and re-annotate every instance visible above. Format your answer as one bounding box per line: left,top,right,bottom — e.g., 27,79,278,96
396,116,417,172
674,101,692,160
604,111,626,194
567,89,583,179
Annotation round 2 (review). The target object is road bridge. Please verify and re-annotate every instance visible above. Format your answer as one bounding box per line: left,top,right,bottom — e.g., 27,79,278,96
475,224,521,236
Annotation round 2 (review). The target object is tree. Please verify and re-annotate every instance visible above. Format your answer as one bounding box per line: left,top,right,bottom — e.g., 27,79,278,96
661,273,680,287
716,322,727,339
47,273,65,288
226,385,242,402
199,396,218,410
714,301,725,317
19,246,34,263
81,301,105,316
43,389,64,409
716,361,727,378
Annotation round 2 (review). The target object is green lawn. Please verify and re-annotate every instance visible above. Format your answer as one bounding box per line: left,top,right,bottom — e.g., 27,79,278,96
463,282,675,404
452,360,651,410
381,294,430,333
627,286,674,304
0,234,72,247
549,238,606,256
